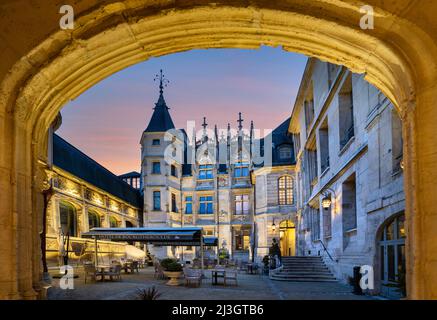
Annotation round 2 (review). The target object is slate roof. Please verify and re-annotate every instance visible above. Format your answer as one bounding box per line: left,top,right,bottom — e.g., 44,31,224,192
118,171,141,179
53,134,143,208
144,92,175,132
257,117,296,167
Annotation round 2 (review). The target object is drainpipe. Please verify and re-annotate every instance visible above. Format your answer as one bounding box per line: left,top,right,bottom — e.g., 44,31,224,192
216,172,220,258
41,185,54,277
251,174,256,263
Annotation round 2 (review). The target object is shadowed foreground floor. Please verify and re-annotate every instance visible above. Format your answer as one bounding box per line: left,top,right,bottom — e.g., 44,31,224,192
46,267,375,300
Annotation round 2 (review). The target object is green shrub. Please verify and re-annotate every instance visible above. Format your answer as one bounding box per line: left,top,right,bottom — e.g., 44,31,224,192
136,286,162,300
165,261,183,272
160,258,177,270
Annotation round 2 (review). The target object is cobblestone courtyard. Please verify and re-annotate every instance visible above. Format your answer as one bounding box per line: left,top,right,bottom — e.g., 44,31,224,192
47,268,374,300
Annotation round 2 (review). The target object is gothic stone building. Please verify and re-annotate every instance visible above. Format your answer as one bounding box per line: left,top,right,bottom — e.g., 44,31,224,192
45,132,142,267
141,77,297,263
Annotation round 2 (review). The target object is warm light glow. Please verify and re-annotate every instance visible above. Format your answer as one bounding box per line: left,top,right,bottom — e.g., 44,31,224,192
322,196,332,209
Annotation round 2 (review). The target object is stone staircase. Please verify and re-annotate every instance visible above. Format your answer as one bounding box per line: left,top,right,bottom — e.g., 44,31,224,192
270,256,337,282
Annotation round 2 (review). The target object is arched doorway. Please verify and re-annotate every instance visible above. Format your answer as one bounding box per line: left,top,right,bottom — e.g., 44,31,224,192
379,213,406,298
279,220,295,257
0,0,436,300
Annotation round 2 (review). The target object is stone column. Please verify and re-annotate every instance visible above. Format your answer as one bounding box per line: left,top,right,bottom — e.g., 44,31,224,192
82,205,89,233
404,84,437,299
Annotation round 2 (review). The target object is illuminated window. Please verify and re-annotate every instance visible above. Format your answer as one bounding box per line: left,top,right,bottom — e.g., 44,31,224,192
278,176,293,205
199,196,213,214
234,162,249,177
235,194,250,215
88,210,100,230
380,214,406,286
109,216,119,228
59,201,77,237
203,229,214,236
198,164,213,179
234,228,250,251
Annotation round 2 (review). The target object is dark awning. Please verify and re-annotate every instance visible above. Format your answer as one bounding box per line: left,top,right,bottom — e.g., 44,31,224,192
81,227,217,246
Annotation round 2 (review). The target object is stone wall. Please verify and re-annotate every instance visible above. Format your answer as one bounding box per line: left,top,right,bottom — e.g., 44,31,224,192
292,59,405,294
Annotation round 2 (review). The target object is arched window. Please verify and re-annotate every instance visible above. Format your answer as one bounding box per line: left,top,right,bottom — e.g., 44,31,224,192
379,213,406,287
125,221,134,228
88,210,100,230
59,201,77,237
109,216,119,228
278,176,293,205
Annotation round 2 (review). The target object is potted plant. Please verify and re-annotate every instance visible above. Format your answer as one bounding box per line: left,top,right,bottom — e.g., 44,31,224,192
161,258,183,286
218,248,229,264
262,255,270,274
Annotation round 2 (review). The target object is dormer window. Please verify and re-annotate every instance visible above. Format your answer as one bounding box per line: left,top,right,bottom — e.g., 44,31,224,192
152,139,160,146
279,145,293,160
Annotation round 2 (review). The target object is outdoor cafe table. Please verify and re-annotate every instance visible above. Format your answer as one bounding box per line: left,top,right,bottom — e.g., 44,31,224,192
96,265,111,281
211,269,226,285
121,261,133,273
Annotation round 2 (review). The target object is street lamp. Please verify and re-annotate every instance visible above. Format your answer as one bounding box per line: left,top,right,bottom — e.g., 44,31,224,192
271,220,276,233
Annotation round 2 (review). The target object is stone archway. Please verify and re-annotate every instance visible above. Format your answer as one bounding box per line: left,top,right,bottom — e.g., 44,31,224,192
0,0,436,299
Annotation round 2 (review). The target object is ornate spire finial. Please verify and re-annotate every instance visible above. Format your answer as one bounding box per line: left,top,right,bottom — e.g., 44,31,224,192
202,117,208,130
154,69,169,94
237,112,244,130
250,120,254,138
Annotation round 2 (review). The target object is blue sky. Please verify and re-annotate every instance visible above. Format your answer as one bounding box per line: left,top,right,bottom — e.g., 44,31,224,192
58,46,307,174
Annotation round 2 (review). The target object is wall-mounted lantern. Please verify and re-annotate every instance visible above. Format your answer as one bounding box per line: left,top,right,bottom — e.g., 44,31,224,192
321,196,332,210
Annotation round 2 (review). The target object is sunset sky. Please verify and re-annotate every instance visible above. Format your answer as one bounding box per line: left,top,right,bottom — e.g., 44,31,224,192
57,47,308,175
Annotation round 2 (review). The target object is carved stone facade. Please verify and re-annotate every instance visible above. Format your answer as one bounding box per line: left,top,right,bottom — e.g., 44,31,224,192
141,85,297,262
45,166,141,268
1,0,437,300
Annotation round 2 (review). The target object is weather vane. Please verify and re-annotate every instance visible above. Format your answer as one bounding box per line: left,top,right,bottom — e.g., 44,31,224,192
154,69,169,94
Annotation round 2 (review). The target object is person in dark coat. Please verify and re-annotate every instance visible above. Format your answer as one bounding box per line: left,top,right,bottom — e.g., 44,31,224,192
269,238,282,268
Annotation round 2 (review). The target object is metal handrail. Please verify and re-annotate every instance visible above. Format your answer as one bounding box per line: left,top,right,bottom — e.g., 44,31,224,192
319,240,338,263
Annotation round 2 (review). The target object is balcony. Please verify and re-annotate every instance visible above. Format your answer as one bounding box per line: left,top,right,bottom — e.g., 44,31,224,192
196,180,214,190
